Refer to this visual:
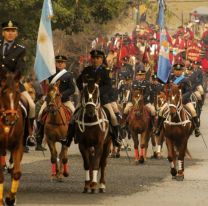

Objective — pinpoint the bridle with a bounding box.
[0,88,19,126]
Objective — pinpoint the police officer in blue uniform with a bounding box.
[155,62,201,137]
[0,20,36,152]
[150,73,164,107]
[36,55,75,150]
[65,50,121,147]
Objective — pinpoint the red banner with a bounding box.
[186,43,201,62]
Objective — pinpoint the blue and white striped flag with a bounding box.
[34,0,56,82]
[157,0,171,83]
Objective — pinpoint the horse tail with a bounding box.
[89,146,95,156]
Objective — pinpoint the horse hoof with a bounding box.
[138,157,144,164]
[57,177,63,182]
[116,153,120,158]
[176,175,184,181]
[91,189,98,194]
[50,175,57,182]
[170,168,177,177]
[4,197,16,206]
[99,188,106,193]
[82,188,90,193]
[63,172,69,177]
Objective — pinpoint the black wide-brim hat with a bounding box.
[55,55,68,62]
[90,50,105,58]
[2,20,18,30]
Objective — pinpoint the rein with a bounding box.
[164,92,191,126]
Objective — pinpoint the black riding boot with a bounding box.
[111,125,122,147]
[35,121,47,151]
[193,116,201,137]
[154,116,165,136]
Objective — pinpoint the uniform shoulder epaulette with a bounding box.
[16,43,25,48]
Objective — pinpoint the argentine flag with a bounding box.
[157,0,171,83]
[34,0,56,82]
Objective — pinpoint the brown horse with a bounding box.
[163,83,193,181]
[74,77,111,193]
[0,72,25,206]
[128,89,152,164]
[44,82,70,181]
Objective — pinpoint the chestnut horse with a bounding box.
[163,83,193,181]
[44,82,70,181]
[0,72,25,206]
[128,89,153,164]
[74,77,111,193]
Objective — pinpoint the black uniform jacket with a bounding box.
[0,38,26,91]
[132,80,151,104]
[76,65,113,105]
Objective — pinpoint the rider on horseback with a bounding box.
[155,62,201,137]
[64,49,122,147]
[36,55,75,150]
[0,20,36,152]
[123,63,156,123]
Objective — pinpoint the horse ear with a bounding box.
[55,80,60,88]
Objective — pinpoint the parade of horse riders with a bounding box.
[1,0,208,205]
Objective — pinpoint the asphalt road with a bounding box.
[3,96,208,206]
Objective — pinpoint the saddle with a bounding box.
[40,104,71,124]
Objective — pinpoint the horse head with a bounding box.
[0,72,21,126]
[132,89,144,117]
[82,73,100,119]
[46,81,61,113]
[156,91,167,111]
[168,83,182,116]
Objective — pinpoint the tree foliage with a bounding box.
[0,0,129,69]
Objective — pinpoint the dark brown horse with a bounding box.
[44,82,70,181]
[75,77,111,193]
[163,83,193,181]
[128,89,153,164]
[0,72,25,206]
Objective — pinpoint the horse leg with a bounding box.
[166,138,177,179]
[79,144,90,193]
[7,153,14,174]
[99,140,111,193]
[176,138,188,181]
[150,133,158,159]
[0,156,4,206]
[59,145,69,178]
[156,130,164,159]
[139,132,146,164]
[5,146,23,206]
[132,131,139,162]
[47,140,58,180]
[90,146,103,194]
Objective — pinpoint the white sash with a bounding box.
[50,69,67,84]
